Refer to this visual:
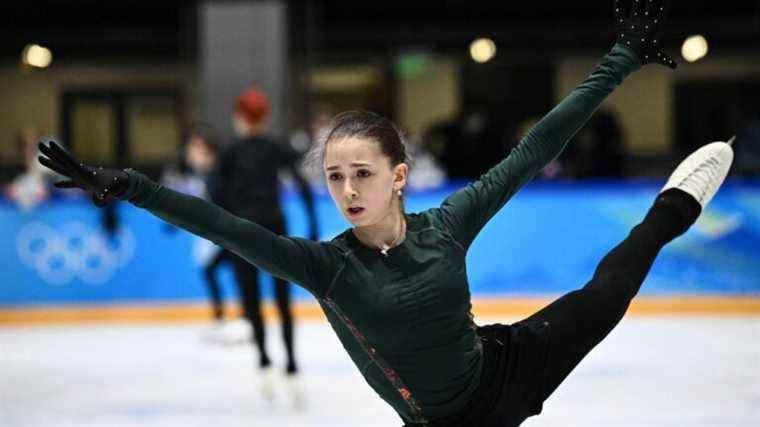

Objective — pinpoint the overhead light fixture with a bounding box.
[681,35,708,63]
[22,44,53,68]
[470,38,496,63]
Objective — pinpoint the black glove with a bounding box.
[614,0,676,69]
[38,140,131,207]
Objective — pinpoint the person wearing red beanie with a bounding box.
[233,88,270,137]
[209,87,319,391]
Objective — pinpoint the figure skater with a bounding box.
[37,2,735,425]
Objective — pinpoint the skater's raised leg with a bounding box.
[521,141,734,403]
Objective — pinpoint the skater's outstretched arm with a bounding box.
[432,0,676,250]
[37,141,338,296]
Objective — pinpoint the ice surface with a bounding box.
[1,316,758,427]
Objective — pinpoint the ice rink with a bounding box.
[2,315,759,427]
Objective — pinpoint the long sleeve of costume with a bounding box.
[432,44,641,249]
[121,170,337,296]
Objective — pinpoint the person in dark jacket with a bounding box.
[36,2,736,425]
[207,87,319,376]
[163,124,229,324]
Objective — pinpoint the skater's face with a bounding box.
[324,137,407,227]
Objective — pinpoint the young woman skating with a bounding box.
[37,1,735,425]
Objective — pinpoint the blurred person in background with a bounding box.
[289,103,337,186]
[6,127,54,212]
[511,109,625,180]
[401,131,446,191]
[36,2,737,425]
[6,127,124,247]
[733,111,760,176]
[562,109,626,178]
[425,108,502,179]
[206,87,319,385]
[160,128,207,198]
[161,124,231,327]
[185,126,231,327]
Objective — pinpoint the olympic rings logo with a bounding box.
[16,221,136,286]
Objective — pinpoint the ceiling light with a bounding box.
[22,44,53,68]
[470,38,496,63]
[681,35,708,63]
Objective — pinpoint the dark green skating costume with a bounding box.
[122,45,639,423]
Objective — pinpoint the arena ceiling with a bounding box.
[0,1,758,61]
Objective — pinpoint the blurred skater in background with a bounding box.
[206,88,319,383]
[161,124,231,326]
[6,127,54,212]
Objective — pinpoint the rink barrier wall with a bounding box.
[1,296,759,326]
[1,179,759,316]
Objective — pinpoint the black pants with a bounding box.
[230,217,297,373]
[203,248,230,321]
[408,189,700,427]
